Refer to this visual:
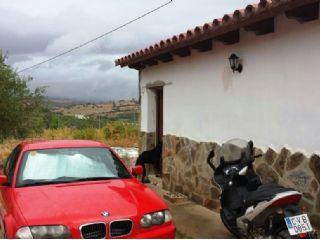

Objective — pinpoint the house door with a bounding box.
[155,87,163,175]
[155,88,163,145]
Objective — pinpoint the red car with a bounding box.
[0,140,175,239]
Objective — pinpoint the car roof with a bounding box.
[20,140,108,151]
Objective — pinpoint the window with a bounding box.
[4,145,21,186]
[16,147,131,187]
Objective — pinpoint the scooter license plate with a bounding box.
[285,214,313,236]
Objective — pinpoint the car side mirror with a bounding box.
[132,166,143,176]
[0,175,8,185]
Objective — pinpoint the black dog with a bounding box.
[136,142,162,183]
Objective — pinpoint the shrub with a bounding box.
[41,128,74,140]
[73,128,98,140]
[103,121,138,140]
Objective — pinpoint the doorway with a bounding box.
[154,87,163,175]
[155,88,163,145]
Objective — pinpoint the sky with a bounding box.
[0,0,256,102]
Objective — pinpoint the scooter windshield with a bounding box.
[214,139,251,188]
[216,139,250,162]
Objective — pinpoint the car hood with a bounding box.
[13,179,167,226]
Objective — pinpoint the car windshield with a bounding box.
[16,147,131,187]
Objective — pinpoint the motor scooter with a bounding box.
[207,139,316,238]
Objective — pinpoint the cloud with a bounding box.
[0,29,59,55]
[0,6,62,55]
[25,54,138,101]
[0,0,256,101]
[4,55,32,65]
[80,59,114,72]
[29,69,138,102]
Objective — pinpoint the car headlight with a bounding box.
[140,210,172,228]
[15,225,71,239]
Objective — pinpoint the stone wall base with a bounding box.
[162,134,320,227]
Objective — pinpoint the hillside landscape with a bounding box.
[50,98,140,121]
[0,53,140,162]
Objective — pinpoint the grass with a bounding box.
[0,139,20,164]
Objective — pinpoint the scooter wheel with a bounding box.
[220,210,244,238]
[275,229,291,239]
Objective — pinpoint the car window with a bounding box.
[16,147,131,187]
[4,145,21,185]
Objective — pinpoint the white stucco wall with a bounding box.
[140,14,320,154]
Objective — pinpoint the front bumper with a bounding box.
[131,223,176,239]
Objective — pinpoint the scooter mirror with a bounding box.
[220,156,225,165]
[239,166,248,176]
[248,140,254,156]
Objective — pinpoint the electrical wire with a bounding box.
[18,0,173,73]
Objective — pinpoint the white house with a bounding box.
[116,0,320,224]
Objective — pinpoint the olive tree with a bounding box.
[0,52,46,141]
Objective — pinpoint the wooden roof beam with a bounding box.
[191,39,213,52]
[244,17,275,36]
[285,2,319,23]
[156,53,174,63]
[215,29,239,45]
[144,59,158,67]
[172,47,191,57]
[128,63,146,70]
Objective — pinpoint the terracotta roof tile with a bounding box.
[203,23,211,31]
[212,18,221,27]
[116,0,319,68]
[233,10,243,20]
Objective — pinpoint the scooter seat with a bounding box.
[244,184,294,208]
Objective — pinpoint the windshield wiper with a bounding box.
[71,177,122,182]
[18,179,76,188]
[18,176,129,187]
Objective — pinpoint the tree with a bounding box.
[0,52,46,141]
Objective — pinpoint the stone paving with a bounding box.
[148,176,234,239]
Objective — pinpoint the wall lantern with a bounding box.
[228,53,243,73]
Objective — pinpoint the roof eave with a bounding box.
[115,0,320,70]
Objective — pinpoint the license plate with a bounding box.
[285,214,313,236]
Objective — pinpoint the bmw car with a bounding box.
[0,140,175,239]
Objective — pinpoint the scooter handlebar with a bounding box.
[207,150,263,172]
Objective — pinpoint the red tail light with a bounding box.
[299,233,308,238]
[271,194,302,207]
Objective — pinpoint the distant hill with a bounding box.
[50,98,140,121]
[45,98,90,110]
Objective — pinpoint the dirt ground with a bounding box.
[169,201,234,239]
